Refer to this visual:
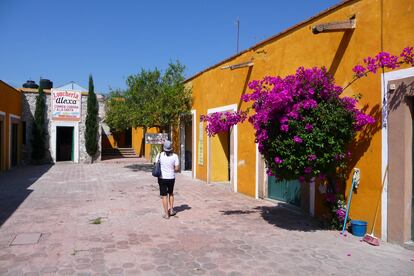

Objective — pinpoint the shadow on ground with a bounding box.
[174,204,191,214]
[124,163,153,172]
[0,164,53,227]
[221,205,323,232]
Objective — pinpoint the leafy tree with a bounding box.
[85,75,99,159]
[105,61,192,133]
[31,82,47,161]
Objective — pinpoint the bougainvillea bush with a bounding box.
[242,66,375,181]
[200,47,413,182]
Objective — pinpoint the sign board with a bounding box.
[145,133,168,144]
[51,89,82,121]
[198,121,204,165]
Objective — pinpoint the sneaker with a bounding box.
[162,214,169,220]
[169,209,177,216]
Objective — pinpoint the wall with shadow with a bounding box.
[0,164,53,227]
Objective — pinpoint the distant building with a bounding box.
[0,80,105,169]
[0,81,22,171]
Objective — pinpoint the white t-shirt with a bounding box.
[158,152,179,179]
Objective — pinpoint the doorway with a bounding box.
[11,123,18,166]
[386,73,414,243]
[125,128,132,147]
[56,126,74,161]
[268,176,301,206]
[211,130,230,182]
[185,120,193,170]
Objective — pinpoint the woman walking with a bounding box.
[157,140,179,219]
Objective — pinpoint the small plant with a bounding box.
[90,217,102,225]
[324,188,349,230]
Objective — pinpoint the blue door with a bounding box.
[268,176,301,206]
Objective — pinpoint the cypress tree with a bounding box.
[85,74,99,160]
[31,82,47,161]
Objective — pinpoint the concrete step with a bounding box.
[102,147,138,158]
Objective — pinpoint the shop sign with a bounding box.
[51,89,81,121]
[145,133,168,144]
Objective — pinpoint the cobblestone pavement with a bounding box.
[0,160,413,275]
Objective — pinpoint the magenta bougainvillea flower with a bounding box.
[200,110,247,137]
[352,47,414,78]
[293,136,303,144]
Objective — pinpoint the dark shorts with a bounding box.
[158,178,175,196]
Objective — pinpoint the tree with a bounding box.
[85,74,99,160]
[105,61,192,133]
[31,82,47,161]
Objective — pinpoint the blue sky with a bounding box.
[0,0,340,93]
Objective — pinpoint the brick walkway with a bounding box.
[0,160,413,275]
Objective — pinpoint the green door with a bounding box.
[268,176,301,206]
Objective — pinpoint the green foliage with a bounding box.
[104,90,131,132]
[105,61,192,132]
[31,83,47,160]
[85,75,99,157]
[90,217,102,224]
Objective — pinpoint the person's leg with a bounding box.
[167,179,176,215]
[169,193,174,211]
[162,196,169,217]
[158,178,169,218]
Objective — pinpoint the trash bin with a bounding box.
[351,220,367,237]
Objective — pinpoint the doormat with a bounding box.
[10,233,42,246]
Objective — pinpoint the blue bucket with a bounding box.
[351,220,367,237]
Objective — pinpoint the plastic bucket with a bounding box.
[351,220,367,237]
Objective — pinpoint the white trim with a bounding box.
[255,143,259,199]
[207,104,238,114]
[191,109,196,179]
[8,114,20,169]
[0,111,5,116]
[207,129,210,183]
[207,104,238,192]
[51,121,80,163]
[381,67,414,241]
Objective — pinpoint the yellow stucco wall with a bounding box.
[0,81,22,171]
[132,127,144,157]
[187,0,414,237]
[210,131,230,182]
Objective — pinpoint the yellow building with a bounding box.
[0,80,22,171]
[183,0,414,245]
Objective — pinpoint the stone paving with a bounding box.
[0,160,413,275]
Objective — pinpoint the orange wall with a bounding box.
[0,81,22,171]
[187,0,414,237]
[132,127,144,157]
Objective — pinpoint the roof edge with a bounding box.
[0,80,21,94]
[184,0,356,82]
